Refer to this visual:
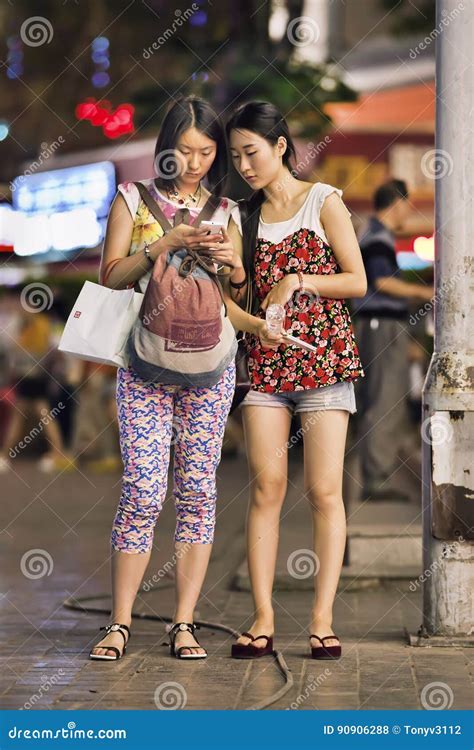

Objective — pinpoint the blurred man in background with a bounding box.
[353,179,433,501]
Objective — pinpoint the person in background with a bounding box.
[0,300,75,473]
[71,361,121,473]
[353,179,433,502]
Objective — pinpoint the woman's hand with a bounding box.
[261,275,299,311]
[157,224,221,254]
[254,319,285,350]
[196,228,240,269]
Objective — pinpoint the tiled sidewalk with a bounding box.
[0,456,471,710]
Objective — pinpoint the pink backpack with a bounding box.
[126,182,237,386]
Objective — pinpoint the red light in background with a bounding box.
[75,97,135,138]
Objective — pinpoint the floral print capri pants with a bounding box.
[111,361,236,553]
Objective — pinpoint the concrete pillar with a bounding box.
[421,0,474,637]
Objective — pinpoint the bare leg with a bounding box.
[170,364,235,655]
[300,409,350,649]
[0,399,27,459]
[172,542,213,655]
[236,405,292,648]
[32,398,69,458]
[90,548,151,656]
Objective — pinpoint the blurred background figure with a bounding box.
[71,360,121,474]
[353,179,433,501]
[0,295,75,474]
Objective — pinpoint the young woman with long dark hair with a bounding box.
[90,96,274,662]
[226,101,367,660]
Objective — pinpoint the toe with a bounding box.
[237,636,252,646]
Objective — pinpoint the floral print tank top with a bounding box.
[246,182,364,393]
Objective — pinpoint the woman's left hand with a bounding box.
[196,228,240,268]
[261,275,299,311]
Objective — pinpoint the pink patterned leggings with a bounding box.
[111,362,235,553]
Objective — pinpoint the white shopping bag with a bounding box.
[58,280,144,367]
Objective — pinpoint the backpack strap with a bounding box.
[134,181,173,231]
[133,181,228,313]
[133,181,221,233]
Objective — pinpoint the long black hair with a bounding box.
[225,101,297,312]
[154,95,228,197]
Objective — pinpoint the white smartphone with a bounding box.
[283,332,318,353]
[200,220,225,234]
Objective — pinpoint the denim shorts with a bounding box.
[240,381,357,415]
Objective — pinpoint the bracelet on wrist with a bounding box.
[229,276,247,290]
[143,243,154,267]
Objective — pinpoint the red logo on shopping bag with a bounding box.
[74,310,82,318]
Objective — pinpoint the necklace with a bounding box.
[167,182,202,207]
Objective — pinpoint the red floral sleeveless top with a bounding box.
[246,183,364,393]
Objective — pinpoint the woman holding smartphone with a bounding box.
[226,101,367,660]
[91,96,274,662]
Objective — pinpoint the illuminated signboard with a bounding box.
[11,161,116,255]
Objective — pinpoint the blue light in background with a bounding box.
[396,251,432,271]
[11,162,116,253]
[92,51,110,67]
[190,11,208,26]
[92,36,110,51]
[92,71,110,88]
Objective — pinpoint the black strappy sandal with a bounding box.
[169,622,207,660]
[231,632,274,659]
[89,622,131,661]
[309,633,342,660]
